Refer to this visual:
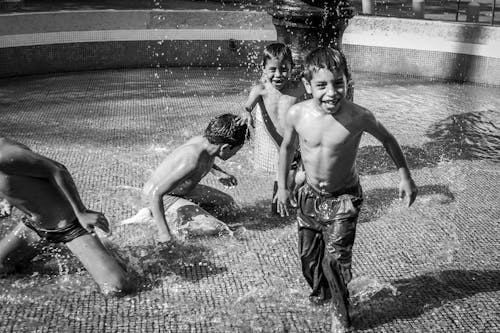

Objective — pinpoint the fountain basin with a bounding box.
[0,10,499,85]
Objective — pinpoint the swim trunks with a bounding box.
[21,216,89,244]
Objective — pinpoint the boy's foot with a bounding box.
[309,295,331,306]
[331,303,352,333]
[331,313,352,333]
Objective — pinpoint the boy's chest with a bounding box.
[298,117,356,148]
[262,92,296,114]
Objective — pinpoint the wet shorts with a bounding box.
[22,216,89,244]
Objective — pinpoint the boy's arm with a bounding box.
[236,84,263,127]
[0,141,109,232]
[149,157,196,242]
[274,106,299,217]
[362,111,418,206]
[211,163,237,187]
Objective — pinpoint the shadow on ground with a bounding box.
[358,110,500,176]
[353,269,500,330]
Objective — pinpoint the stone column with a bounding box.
[254,0,354,172]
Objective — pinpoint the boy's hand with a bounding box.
[236,112,254,128]
[158,232,179,244]
[399,178,418,207]
[0,199,13,218]
[273,188,290,217]
[218,174,238,188]
[77,209,110,234]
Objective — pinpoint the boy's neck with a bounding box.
[202,137,222,157]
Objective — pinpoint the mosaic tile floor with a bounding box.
[0,68,499,332]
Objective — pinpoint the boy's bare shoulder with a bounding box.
[250,82,266,95]
[288,99,312,118]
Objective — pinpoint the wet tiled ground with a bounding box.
[0,68,499,332]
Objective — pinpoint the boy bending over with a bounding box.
[0,137,131,296]
[275,47,418,330]
[121,113,248,242]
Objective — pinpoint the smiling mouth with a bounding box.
[323,99,338,106]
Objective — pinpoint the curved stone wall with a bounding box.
[0,10,499,85]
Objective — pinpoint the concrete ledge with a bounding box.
[0,10,499,85]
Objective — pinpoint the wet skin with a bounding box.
[238,56,306,138]
[0,138,131,295]
[276,67,418,216]
[141,135,241,242]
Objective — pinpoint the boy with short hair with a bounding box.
[0,137,131,296]
[237,43,306,213]
[121,113,248,243]
[275,47,418,330]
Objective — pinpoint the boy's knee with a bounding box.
[99,273,134,297]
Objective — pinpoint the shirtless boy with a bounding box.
[121,113,248,243]
[0,137,131,296]
[237,43,306,213]
[275,47,418,330]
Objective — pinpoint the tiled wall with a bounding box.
[0,10,498,85]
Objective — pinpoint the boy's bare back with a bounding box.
[0,138,76,228]
[143,136,216,199]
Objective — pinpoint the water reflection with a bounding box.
[426,110,500,162]
[357,110,499,176]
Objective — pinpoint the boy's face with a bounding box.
[218,144,242,160]
[263,57,292,90]
[304,67,347,114]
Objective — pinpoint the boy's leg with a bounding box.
[322,214,359,328]
[298,225,332,303]
[185,184,237,218]
[65,234,132,296]
[271,180,279,214]
[322,251,351,327]
[0,223,45,274]
[166,197,231,237]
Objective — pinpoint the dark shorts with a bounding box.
[22,216,89,244]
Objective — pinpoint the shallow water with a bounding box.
[0,68,499,332]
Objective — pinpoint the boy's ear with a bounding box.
[302,77,312,94]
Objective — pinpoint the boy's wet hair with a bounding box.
[262,43,294,67]
[302,46,351,83]
[204,113,248,147]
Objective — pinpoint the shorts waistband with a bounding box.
[303,181,360,198]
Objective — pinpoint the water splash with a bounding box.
[349,275,399,305]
